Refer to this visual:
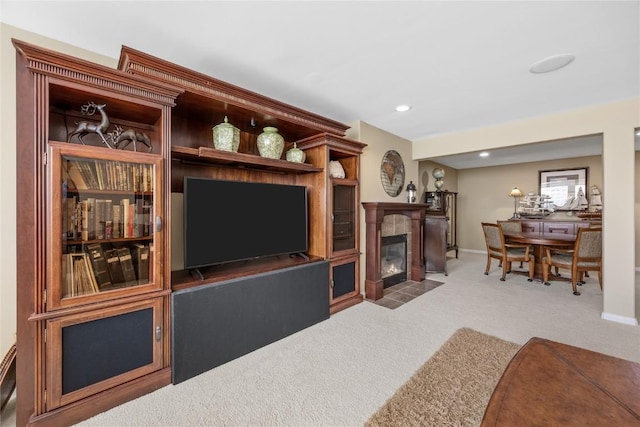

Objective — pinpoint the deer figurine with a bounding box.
[67,102,113,148]
[111,126,153,152]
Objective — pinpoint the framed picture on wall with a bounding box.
[539,167,588,209]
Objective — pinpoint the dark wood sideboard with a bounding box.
[518,218,600,234]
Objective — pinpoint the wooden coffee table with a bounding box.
[482,337,640,426]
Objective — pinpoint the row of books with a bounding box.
[65,158,154,193]
[62,242,152,298]
[63,196,153,241]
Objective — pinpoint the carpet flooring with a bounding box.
[366,328,521,427]
[2,252,637,427]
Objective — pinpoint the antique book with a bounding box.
[112,204,122,239]
[142,203,152,236]
[86,243,112,289]
[117,247,137,284]
[65,161,88,190]
[78,160,99,190]
[70,253,97,295]
[104,199,113,239]
[132,243,150,284]
[135,198,144,238]
[86,198,96,240]
[80,200,89,241]
[121,198,131,238]
[81,253,100,293]
[104,248,125,285]
[95,199,105,240]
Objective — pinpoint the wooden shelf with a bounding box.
[171,146,323,174]
[171,255,325,291]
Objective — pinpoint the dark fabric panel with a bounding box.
[62,308,153,394]
[332,261,356,298]
[171,261,330,384]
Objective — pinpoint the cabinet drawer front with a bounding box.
[521,221,541,233]
[543,223,575,234]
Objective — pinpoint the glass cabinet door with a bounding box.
[331,182,356,254]
[48,143,163,310]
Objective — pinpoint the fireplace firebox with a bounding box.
[381,234,407,288]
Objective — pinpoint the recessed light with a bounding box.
[529,54,575,74]
[479,152,489,157]
[395,105,411,112]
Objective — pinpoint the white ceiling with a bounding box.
[2,1,639,168]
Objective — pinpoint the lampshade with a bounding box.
[508,187,523,219]
[509,187,523,198]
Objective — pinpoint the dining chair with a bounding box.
[541,227,602,295]
[497,220,526,268]
[481,222,535,281]
[497,220,522,234]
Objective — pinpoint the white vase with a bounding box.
[257,127,284,159]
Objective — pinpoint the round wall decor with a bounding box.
[380,150,405,197]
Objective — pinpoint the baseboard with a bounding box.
[459,248,485,255]
[600,312,639,326]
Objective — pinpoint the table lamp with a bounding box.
[509,187,523,219]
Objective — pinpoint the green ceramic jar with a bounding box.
[212,116,240,152]
[257,127,284,159]
[285,142,306,163]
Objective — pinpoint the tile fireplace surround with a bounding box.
[362,202,429,301]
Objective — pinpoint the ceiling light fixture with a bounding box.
[479,152,489,157]
[529,54,575,74]
[395,105,411,112]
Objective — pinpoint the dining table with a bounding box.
[503,231,577,280]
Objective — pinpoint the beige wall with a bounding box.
[346,121,418,205]
[413,99,639,325]
[0,24,117,355]
[418,161,458,195]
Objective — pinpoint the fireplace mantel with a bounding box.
[361,202,429,300]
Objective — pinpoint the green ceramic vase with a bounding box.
[257,127,284,159]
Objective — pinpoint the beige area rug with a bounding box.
[366,328,521,427]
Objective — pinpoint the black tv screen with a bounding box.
[183,177,308,269]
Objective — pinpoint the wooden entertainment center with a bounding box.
[14,40,365,426]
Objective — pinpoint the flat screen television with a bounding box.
[183,177,308,270]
